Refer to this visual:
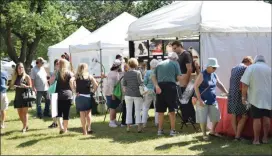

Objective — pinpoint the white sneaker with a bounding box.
[143,123,147,128]
[114,120,120,126]
[109,122,118,128]
[157,130,165,136]
[120,124,127,127]
[0,124,5,129]
[170,130,178,136]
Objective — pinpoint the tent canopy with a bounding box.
[127,1,272,41]
[73,12,138,50]
[47,26,92,56]
[47,26,91,72]
[69,12,138,76]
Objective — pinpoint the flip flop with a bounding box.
[203,135,209,141]
[252,142,261,145]
[209,133,223,138]
[261,140,268,144]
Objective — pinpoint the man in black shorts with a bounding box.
[172,41,196,123]
[152,52,182,136]
[241,55,271,145]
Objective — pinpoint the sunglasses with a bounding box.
[212,67,217,70]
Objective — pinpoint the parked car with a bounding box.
[1,60,16,84]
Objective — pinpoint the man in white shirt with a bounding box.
[241,55,271,145]
[31,57,50,118]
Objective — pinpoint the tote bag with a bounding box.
[48,73,58,94]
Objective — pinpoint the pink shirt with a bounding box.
[104,71,120,96]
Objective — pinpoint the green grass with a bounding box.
[1,91,272,155]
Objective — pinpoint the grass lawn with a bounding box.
[1,91,272,155]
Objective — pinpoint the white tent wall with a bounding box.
[200,32,272,94]
[70,48,127,76]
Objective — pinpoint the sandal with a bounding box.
[261,140,268,144]
[137,129,143,133]
[234,137,242,141]
[88,130,94,134]
[203,135,209,141]
[252,141,261,145]
[208,133,222,138]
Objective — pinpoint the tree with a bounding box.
[0,1,76,72]
[132,0,172,17]
[264,0,272,4]
[71,0,172,31]
[0,0,173,71]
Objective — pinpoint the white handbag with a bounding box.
[137,72,147,96]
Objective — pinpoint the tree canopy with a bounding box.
[0,0,172,71]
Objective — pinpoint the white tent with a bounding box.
[70,12,138,76]
[47,26,92,72]
[127,1,272,92]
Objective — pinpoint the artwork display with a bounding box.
[149,40,163,55]
[135,40,148,57]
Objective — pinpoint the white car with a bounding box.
[1,60,16,83]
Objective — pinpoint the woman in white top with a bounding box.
[104,60,122,127]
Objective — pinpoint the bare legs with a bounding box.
[17,107,29,132]
[80,112,87,135]
[158,113,164,131]
[169,112,176,130]
[253,118,261,144]
[158,112,175,131]
[0,110,6,128]
[231,114,248,139]
[110,109,116,122]
[252,116,270,144]
[79,110,92,135]
[261,117,270,144]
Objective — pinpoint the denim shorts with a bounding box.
[106,96,121,109]
[75,96,92,111]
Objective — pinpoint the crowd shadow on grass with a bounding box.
[1,128,45,137]
[16,134,76,148]
[27,104,80,122]
[154,134,272,155]
[7,133,48,140]
[155,140,199,150]
[74,115,198,144]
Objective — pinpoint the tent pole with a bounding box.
[100,48,103,77]
[147,40,150,69]
[199,34,203,71]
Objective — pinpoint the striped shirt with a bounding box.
[122,69,143,97]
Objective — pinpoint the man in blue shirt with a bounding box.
[1,70,9,129]
[152,52,182,136]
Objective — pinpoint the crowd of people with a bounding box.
[0,41,271,145]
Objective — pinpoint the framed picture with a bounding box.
[163,40,174,55]
[135,40,148,57]
[149,40,163,55]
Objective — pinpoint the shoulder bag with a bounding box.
[137,72,147,96]
[191,85,210,106]
[22,88,36,102]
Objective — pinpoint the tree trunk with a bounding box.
[25,35,41,74]
[19,37,27,63]
[0,24,18,63]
